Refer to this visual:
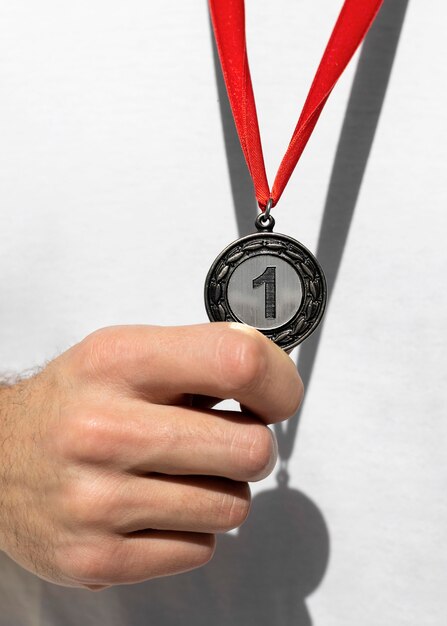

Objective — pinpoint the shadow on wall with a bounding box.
[275,0,410,462]
[115,3,409,625]
[34,1,409,625]
[112,483,328,626]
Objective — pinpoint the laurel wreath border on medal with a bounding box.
[204,232,327,351]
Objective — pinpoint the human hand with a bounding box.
[0,323,303,590]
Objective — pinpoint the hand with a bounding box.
[0,323,303,590]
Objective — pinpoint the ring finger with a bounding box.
[102,474,251,535]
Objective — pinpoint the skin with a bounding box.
[0,322,303,591]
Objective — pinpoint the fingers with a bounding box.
[71,323,303,424]
[67,474,251,535]
[61,471,246,587]
[63,530,216,587]
[117,531,216,584]
[64,402,278,482]
[119,475,251,534]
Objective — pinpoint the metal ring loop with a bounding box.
[255,212,275,232]
[264,197,274,220]
[255,198,275,231]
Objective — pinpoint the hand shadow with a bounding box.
[114,481,329,626]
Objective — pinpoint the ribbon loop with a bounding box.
[209,0,384,210]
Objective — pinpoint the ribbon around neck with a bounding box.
[209,0,384,210]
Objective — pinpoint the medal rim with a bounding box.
[204,231,327,350]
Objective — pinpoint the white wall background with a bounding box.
[0,1,446,625]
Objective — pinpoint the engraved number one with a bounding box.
[253,266,276,319]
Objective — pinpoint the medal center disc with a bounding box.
[227,254,303,330]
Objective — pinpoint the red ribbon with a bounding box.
[209,0,384,210]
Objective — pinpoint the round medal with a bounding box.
[204,215,327,351]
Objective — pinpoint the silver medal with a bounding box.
[205,213,327,351]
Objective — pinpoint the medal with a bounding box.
[205,0,383,349]
[205,208,326,351]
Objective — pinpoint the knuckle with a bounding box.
[74,555,107,583]
[63,541,117,584]
[190,534,216,568]
[276,373,304,421]
[61,409,118,464]
[76,326,129,380]
[236,424,277,481]
[288,375,305,417]
[217,328,268,395]
[216,485,251,531]
[66,478,111,528]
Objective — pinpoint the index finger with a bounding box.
[75,323,304,424]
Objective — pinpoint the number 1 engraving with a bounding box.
[253,266,276,319]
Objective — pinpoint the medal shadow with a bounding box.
[114,482,329,626]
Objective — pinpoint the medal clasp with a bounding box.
[256,198,275,232]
